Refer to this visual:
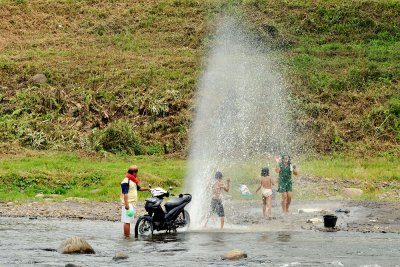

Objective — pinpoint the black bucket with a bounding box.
[323,215,338,228]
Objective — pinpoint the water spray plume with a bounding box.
[185,16,294,228]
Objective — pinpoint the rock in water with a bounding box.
[222,249,247,260]
[31,73,47,84]
[343,188,363,198]
[113,252,129,261]
[58,236,95,254]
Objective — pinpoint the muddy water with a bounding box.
[1,217,399,267]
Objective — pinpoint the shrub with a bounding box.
[388,96,400,116]
[147,143,164,155]
[91,120,144,155]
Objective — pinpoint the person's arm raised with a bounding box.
[224,177,231,192]
[292,165,298,176]
[275,156,281,173]
[275,165,281,174]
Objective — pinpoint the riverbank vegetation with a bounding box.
[0,0,398,156]
[0,150,185,201]
[0,150,398,202]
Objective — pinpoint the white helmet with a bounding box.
[150,187,167,197]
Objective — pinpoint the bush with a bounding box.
[388,96,400,116]
[147,143,164,155]
[91,120,144,155]
[21,130,49,150]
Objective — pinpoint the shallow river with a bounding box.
[1,217,399,267]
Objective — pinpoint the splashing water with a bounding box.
[185,17,295,228]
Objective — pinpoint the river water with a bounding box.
[1,216,399,267]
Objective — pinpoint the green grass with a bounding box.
[191,154,400,201]
[300,155,400,181]
[0,151,186,201]
[0,151,398,202]
[242,0,400,154]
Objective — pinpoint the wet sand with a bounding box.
[1,199,399,234]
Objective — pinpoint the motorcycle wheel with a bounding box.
[135,216,153,237]
[177,210,190,231]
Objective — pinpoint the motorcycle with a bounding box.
[135,186,192,237]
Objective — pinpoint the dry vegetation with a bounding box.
[0,0,215,155]
[0,0,399,156]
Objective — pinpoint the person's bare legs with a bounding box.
[220,216,225,229]
[267,195,272,219]
[124,223,130,238]
[262,197,267,218]
[286,192,292,214]
[281,192,288,214]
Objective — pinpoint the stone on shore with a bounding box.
[58,236,95,254]
[222,249,247,260]
[31,73,47,84]
[113,252,129,261]
[64,197,89,203]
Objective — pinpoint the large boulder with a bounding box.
[343,188,363,198]
[222,249,247,260]
[58,236,95,254]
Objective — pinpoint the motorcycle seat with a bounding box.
[164,195,190,211]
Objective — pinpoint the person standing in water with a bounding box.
[120,165,150,238]
[275,155,298,215]
[205,171,231,229]
[255,167,275,220]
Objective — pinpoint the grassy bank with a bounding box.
[0,151,398,202]
[242,0,400,154]
[300,155,400,181]
[0,151,186,201]
[0,0,399,155]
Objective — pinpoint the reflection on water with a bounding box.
[1,217,399,266]
[259,233,270,242]
[277,232,292,243]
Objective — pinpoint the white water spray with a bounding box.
[185,17,294,228]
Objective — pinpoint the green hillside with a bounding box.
[0,0,399,156]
